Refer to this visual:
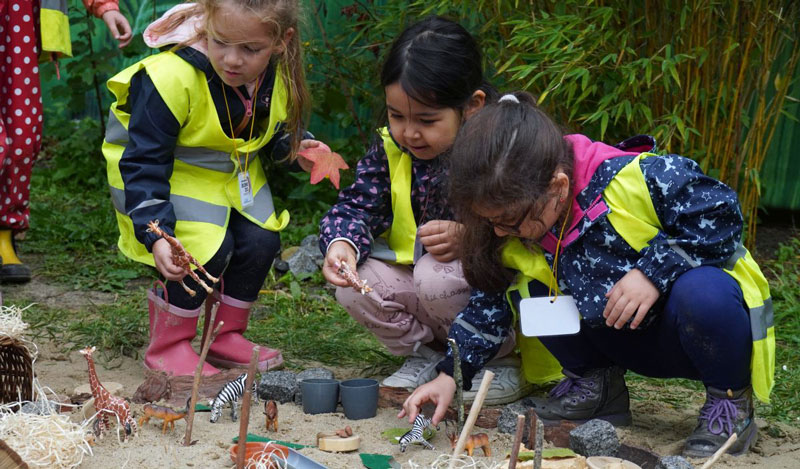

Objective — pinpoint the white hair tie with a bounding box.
[499,94,519,104]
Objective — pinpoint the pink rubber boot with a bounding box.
[144,288,219,376]
[205,292,283,371]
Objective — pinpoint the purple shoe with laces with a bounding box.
[683,386,758,458]
[528,366,632,426]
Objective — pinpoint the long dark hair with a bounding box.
[447,92,574,292]
[381,16,497,111]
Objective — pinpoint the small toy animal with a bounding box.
[264,399,278,432]
[138,397,190,434]
[446,426,491,457]
[80,346,137,441]
[209,373,259,423]
[146,220,218,296]
[399,414,438,452]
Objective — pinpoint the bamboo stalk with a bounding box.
[235,347,261,469]
[448,370,494,469]
[183,302,222,447]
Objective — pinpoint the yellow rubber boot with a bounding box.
[0,229,31,283]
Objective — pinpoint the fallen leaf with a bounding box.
[298,143,349,189]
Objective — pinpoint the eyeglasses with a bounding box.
[485,205,533,236]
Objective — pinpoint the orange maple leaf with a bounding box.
[298,143,349,189]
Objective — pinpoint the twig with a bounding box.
[527,409,537,449]
[183,302,222,446]
[448,370,494,469]
[699,432,738,469]
[533,417,544,469]
[508,414,526,469]
[447,338,465,431]
[236,347,260,469]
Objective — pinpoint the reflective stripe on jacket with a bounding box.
[369,127,416,265]
[502,153,775,402]
[41,0,72,56]
[103,51,290,266]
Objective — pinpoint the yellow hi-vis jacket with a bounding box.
[502,153,775,402]
[102,51,290,267]
[41,0,72,57]
[368,127,417,265]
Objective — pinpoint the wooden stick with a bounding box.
[236,347,260,469]
[447,338,465,431]
[699,432,738,469]
[448,370,494,469]
[527,409,537,449]
[183,302,222,446]
[533,417,543,469]
[508,414,526,469]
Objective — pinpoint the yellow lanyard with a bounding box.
[547,204,571,300]
[222,75,261,174]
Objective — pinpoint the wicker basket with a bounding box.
[0,336,33,405]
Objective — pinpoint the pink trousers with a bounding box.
[336,253,515,357]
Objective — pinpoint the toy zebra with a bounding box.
[399,414,438,452]
[209,373,259,423]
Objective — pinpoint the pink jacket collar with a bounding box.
[538,134,642,254]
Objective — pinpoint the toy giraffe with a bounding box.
[80,346,137,441]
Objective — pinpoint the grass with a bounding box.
[8,119,800,426]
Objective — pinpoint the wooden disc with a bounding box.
[586,456,641,469]
[316,432,361,452]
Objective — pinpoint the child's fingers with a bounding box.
[605,295,628,327]
[613,299,639,329]
[630,303,651,330]
[431,399,449,426]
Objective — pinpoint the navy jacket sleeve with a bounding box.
[318,140,393,261]
[436,288,514,391]
[634,155,743,293]
[117,70,180,251]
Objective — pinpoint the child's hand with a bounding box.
[322,241,358,287]
[101,10,133,48]
[603,268,660,330]
[297,140,349,189]
[152,238,189,281]
[399,372,456,427]
[418,220,463,262]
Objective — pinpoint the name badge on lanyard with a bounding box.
[238,171,254,208]
[519,295,581,337]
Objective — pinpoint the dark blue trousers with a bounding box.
[167,210,280,309]
[538,266,752,391]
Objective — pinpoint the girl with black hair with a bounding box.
[401,91,774,458]
[319,17,528,404]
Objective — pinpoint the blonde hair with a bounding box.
[149,0,309,161]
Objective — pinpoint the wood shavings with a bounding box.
[243,445,288,469]
[336,261,372,294]
[408,454,505,469]
[0,304,33,340]
[0,385,93,469]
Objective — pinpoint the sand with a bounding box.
[9,341,796,469]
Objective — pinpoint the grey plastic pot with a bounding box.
[339,378,379,420]
[300,378,340,415]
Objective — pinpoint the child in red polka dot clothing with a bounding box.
[0,0,131,283]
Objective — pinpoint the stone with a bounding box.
[569,419,620,457]
[273,258,290,274]
[20,400,60,415]
[259,370,298,403]
[497,401,530,438]
[656,455,695,469]
[286,235,326,277]
[295,368,335,405]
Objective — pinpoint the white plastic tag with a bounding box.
[238,171,254,208]
[519,295,581,337]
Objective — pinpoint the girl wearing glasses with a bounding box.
[401,91,773,459]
